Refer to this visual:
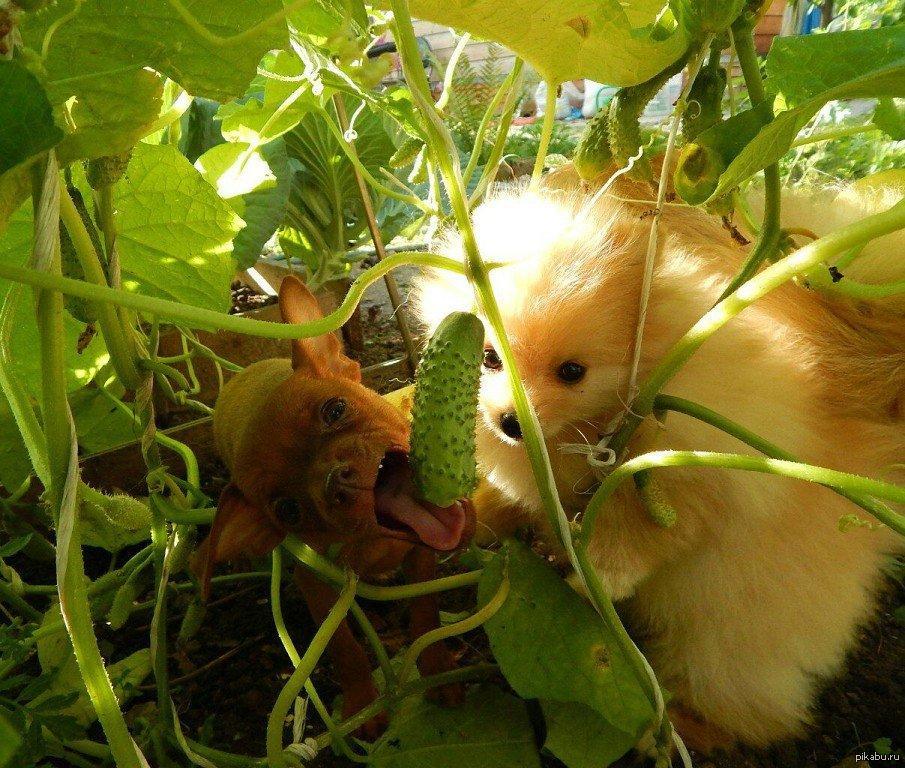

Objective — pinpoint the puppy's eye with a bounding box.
[320,397,347,426]
[557,361,586,383]
[483,346,503,371]
[273,497,302,525]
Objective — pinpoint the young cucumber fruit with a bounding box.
[409,312,484,508]
[573,106,613,181]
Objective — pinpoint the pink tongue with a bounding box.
[375,469,466,551]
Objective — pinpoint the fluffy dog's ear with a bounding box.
[191,483,286,601]
[279,275,361,382]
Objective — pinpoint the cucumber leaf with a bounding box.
[370,686,541,768]
[20,0,288,103]
[114,142,242,311]
[873,97,905,141]
[0,61,64,176]
[384,0,688,87]
[34,605,151,726]
[0,400,32,493]
[195,140,292,269]
[478,541,654,749]
[0,204,110,397]
[541,700,637,768]
[765,26,905,109]
[706,26,905,201]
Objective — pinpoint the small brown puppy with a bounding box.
[194,276,475,735]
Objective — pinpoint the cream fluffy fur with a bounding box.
[411,167,905,751]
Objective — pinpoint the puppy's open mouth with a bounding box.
[373,449,470,551]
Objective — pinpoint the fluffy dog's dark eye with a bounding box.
[273,497,302,525]
[483,346,503,371]
[557,361,586,383]
[320,397,347,426]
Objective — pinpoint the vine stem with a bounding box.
[531,80,558,185]
[716,21,781,302]
[283,537,482,599]
[607,198,905,456]
[653,394,903,530]
[627,37,712,403]
[268,549,363,763]
[435,33,472,113]
[396,575,509,688]
[33,154,146,768]
[0,251,462,338]
[265,572,356,768]
[468,59,526,207]
[579,450,905,542]
[389,0,670,738]
[463,58,524,189]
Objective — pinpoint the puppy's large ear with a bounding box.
[279,275,361,382]
[191,483,286,601]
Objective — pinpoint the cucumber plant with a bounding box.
[0,0,903,767]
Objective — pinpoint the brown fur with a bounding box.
[413,165,905,751]
[193,276,475,736]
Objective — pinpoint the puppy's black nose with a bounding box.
[499,412,522,440]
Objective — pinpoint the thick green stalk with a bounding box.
[0,251,462,339]
[717,22,781,301]
[33,155,144,768]
[265,572,356,767]
[580,450,905,541]
[654,394,902,528]
[608,199,905,457]
[58,186,142,389]
[283,537,481,599]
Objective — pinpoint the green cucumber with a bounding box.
[573,106,613,181]
[682,51,727,142]
[607,55,688,181]
[409,312,484,507]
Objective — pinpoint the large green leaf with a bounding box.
[766,26,905,109]
[0,61,64,176]
[0,400,32,493]
[0,708,22,768]
[283,97,397,270]
[370,686,541,768]
[70,386,140,455]
[114,142,242,311]
[195,139,292,269]
[34,605,151,726]
[541,700,637,768]
[874,97,905,141]
[20,0,288,103]
[383,0,688,87]
[218,51,319,145]
[707,27,905,200]
[56,69,165,163]
[478,541,653,759]
[0,204,110,397]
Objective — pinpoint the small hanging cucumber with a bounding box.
[409,312,484,507]
[673,141,726,204]
[573,106,613,181]
[682,50,727,142]
[669,0,747,38]
[59,188,105,324]
[607,55,688,181]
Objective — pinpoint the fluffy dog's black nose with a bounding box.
[499,412,522,440]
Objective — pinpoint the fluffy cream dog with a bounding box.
[412,166,905,752]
